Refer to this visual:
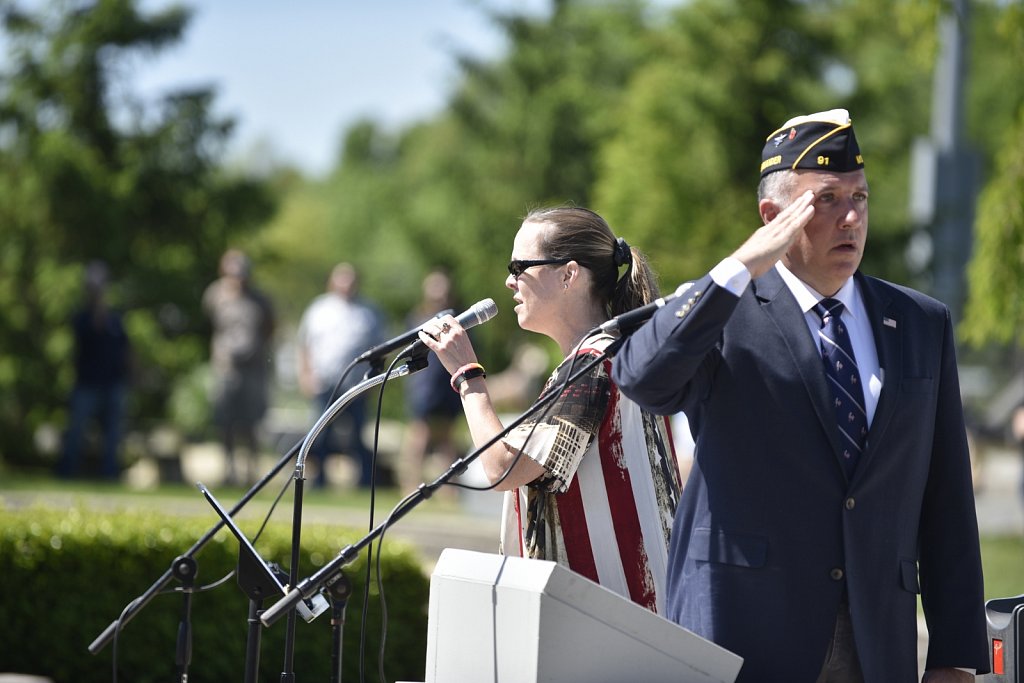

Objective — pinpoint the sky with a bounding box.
[129,0,551,177]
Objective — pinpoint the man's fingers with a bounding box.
[732,191,815,278]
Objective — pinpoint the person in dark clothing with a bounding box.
[57,260,132,480]
[398,269,465,491]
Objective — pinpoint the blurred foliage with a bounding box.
[256,0,1024,372]
[980,533,1024,601]
[3,0,1024,468]
[0,502,429,682]
[596,0,837,284]
[255,0,658,371]
[963,105,1024,346]
[0,0,278,466]
[962,3,1024,348]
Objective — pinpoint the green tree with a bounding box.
[822,0,942,286]
[291,0,659,367]
[594,0,834,287]
[592,0,949,289]
[258,0,1023,379]
[962,2,1024,347]
[251,0,660,385]
[962,105,1024,347]
[0,0,276,466]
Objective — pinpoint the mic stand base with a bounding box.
[89,441,302,655]
[244,599,263,683]
[328,571,352,683]
[280,475,305,681]
[172,556,197,683]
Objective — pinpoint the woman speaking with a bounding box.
[418,206,682,615]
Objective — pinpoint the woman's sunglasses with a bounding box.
[507,258,571,279]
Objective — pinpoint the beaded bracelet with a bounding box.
[450,362,486,393]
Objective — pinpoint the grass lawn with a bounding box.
[0,470,460,516]
[2,469,1022,601]
[981,534,1024,601]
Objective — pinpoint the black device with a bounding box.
[198,482,328,622]
[986,594,1024,681]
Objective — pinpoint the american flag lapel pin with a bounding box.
[883,317,897,329]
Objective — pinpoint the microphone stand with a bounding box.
[88,444,302,656]
[172,556,197,682]
[327,571,353,683]
[259,336,624,629]
[280,353,429,682]
[87,359,428,680]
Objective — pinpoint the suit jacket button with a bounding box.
[830,568,844,581]
[845,497,855,510]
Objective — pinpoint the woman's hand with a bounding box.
[417,314,480,375]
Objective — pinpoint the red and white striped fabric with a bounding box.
[498,334,682,615]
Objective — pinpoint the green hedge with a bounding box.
[0,503,429,682]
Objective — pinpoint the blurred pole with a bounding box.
[909,0,978,325]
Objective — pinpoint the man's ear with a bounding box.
[758,198,780,225]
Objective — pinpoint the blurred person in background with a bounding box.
[57,260,132,480]
[202,249,276,486]
[419,206,682,615]
[398,268,465,492]
[296,262,384,489]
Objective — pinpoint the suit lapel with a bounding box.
[752,270,846,462]
[854,272,900,474]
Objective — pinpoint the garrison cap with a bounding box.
[760,108,864,178]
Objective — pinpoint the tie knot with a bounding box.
[814,298,845,324]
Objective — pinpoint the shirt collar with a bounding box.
[775,262,860,320]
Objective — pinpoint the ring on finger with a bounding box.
[441,323,451,334]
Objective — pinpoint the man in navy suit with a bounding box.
[612,109,988,682]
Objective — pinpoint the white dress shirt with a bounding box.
[709,257,882,426]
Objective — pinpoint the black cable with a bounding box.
[375,517,390,683]
[362,330,610,682]
[448,327,601,492]
[327,357,363,406]
[371,483,430,682]
[111,595,140,683]
[370,356,403,683]
[314,333,609,683]
[357,352,405,683]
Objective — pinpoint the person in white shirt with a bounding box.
[297,262,383,488]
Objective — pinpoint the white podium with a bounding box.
[423,548,742,683]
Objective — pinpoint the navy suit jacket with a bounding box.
[612,268,988,682]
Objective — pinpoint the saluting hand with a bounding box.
[732,189,815,279]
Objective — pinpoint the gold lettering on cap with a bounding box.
[856,154,863,164]
[817,155,830,166]
[761,155,782,172]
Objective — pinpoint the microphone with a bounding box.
[398,298,498,358]
[599,282,693,335]
[354,308,455,363]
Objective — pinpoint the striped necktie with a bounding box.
[814,298,868,478]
